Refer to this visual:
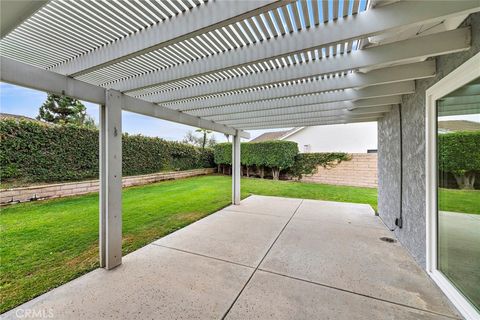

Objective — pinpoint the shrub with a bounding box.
[287,153,350,180]
[213,142,232,165]
[0,119,214,183]
[438,131,480,189]
[254,141,298,179]
[214,141,298,180]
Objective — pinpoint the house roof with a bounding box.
[250,128,302,142]
[0,113,37,122]
[250,130,290,142]
[0,113,55,126]
[438,120,480,132]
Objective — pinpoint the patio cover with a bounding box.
[1,0,479,130]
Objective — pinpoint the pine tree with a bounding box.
[37,94,91,126]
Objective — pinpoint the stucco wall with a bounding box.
[284,122,378,153]
[378,107,401,228]
[377,13,480,268]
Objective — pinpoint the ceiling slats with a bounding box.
[1,0,478,130]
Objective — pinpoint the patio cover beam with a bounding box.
[159,61,435,110]
[50,0,290,76]
[0,57,249,139]
[448,83,480,97]
[220,105,393,126]
[204,96,402,122]
[229,112,388,128]
[142,28,468,103]
[239,116,383,130]
[439,95,480,107]
[187,81,414,117]
[439,106,480,117]
[117,1,478,93]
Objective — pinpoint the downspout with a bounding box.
[395,104,403,229]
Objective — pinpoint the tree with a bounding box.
[182,131,203,147]
[37,94,93,127]
[195,128,212,149]
[83,115,97,129]
[438,131,480,189]
[183,129,216,149]
[213,141,299,180]
[206,135,217,148]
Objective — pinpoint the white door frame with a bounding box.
[425,52,480,320]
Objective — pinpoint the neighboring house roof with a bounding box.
[438,120,480,132]
[0,113,50,125]
[0,113,36,121]
[250,128,300,142]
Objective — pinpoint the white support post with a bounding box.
[99,89,123,270]
[232,132,241,205]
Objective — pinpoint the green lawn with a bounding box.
[0,175,477,312]
[439,188,480,214]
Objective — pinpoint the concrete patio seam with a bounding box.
[220,199,305,320]
[292,215,386,231]
[150,243,255,269]
[221,208,293,219]
[256,269,462,320]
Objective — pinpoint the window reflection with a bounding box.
[437,76,480,312]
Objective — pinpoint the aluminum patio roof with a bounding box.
[1,0,479,134]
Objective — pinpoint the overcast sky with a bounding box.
[0,83,276,142]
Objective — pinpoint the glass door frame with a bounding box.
[425,52,480,320]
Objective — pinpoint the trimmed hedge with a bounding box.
[214,141,298,165]
[214,141,298,179]
[438,131,480,189]
[214,141,348,180]
[213,142,232,166]
[0,119,214,183]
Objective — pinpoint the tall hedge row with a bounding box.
[438,131,480,189]
[214,141,299,178]
[214,141,348,180]
[214,141,298,167]
[0,119,214,183]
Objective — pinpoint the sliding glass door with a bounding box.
[436,76,480,314]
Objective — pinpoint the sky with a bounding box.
[0,83,274,142]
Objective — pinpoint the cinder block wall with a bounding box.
[377,13,480,268]
[302,153,377,188]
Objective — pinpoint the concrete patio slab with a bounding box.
[2,245,252,320]
[223,195,302,218]
[3,195,460,320]
[226,270,455,320]
[260,216,458,317]
[154,208,290,267]
[294,199,384,229]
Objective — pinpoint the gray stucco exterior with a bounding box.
[377,13,480,268]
